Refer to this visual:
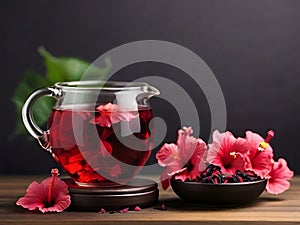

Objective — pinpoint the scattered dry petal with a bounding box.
[118,207,129,213]
[98,208,106,214]
[161,203,167,211]
[134,206,142,211]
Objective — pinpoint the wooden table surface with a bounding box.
[0,176,299,225]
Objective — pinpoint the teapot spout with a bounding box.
[146,85,160,98]
[137,85,160,102]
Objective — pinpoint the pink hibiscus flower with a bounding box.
[206,130,249,175]
[16,169,71,213]
[90,103,138,127]
[266,158,294,194]
[245,130,274,178]
[156,127,207,190]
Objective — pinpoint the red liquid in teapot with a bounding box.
[47,104,153,185]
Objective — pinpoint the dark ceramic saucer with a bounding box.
[63,178,159,211]
[171,179,267,206]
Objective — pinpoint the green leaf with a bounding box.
[11,47,112,138]
[38,47,112,82]
[11,71,53,136]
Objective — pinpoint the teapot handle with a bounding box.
[22,87,62,150]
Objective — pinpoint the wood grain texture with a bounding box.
[0,176,299,225]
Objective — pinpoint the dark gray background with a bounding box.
[1,0,299,175]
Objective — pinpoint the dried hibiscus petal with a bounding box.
[68,153,83,164]
[134,206,142,211]
[118,207,129,213]
[90,103,139,128]
[188,164,262,184]
[98,208,106,214]
[63,162,83,174]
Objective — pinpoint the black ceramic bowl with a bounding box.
[171,179,267,206]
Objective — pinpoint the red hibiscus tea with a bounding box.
[47,104,153,186]
[22,81,160,187]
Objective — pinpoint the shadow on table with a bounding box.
[159,196,284,211]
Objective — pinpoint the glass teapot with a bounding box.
[22,81,159,186]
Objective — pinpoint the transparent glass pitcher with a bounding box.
[22,81,160,186]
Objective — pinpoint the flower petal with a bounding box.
[16,181,45,211]
[246,130,273,158]
[160,166,182,190]
[189,139,207,180]
[174,170,189,182]
[156,143,181,167]
[118,207,129,213]
[106,164,122,178]
[266,158,294,194]
[177,127,198,162]
[245,130,274,178]
[134,206,142,211]
[99,140,113,158]
[206,130,226,163]
[207,130,248,175]
[99,208,106,213]
[161,203,167,210]
[91,103,139,127]
[39,193,71,213]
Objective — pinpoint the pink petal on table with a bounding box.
[134,206,142,211]
[99,208,106,214]
[118,207,129,213]
[161,203,167,211]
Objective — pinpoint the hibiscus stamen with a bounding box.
[173,151,180,160]
[258,142,268,151]
[230,151,237,159]
[265,130,275,143]
[258,130,275,152]
[177,127,193,152]
[182,126,193,136]
[48,168,59,206]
